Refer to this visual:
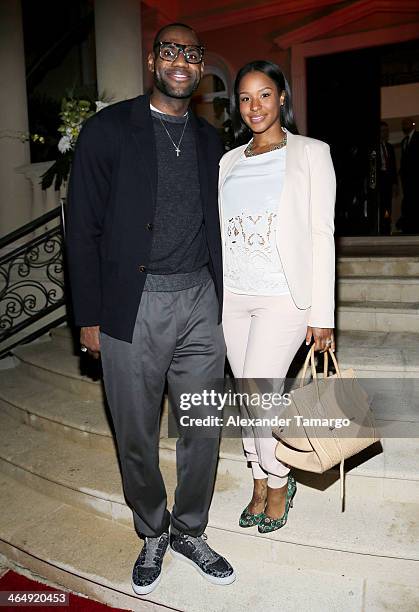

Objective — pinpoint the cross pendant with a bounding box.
[175,147,180,157]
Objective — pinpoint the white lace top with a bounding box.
[222,147,290,295]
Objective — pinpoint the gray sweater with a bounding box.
[143,109,209,291]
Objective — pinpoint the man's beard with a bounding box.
[154,69,200,99]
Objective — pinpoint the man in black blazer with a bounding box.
[66,23,235,594]
[398,117,419,233]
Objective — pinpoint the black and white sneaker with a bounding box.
[131,531,169,595]
[170,532,236,585]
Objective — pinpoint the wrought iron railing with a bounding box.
[0,204,67,358]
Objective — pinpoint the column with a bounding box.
[0,0,31,236]
[94,0,143,103]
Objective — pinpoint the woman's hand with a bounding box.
[305,326,335,352]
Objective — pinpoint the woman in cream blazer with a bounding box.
[219,60,336,534]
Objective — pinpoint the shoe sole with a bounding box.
[131,572,161,596]
[170,547,236,585]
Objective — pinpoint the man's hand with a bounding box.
[305,326,335,352]
[80,326,101,359]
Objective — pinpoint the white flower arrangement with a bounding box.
[41,96,110,190]
[57,134,72,153]
[57,98,110,154]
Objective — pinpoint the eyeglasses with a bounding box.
[154,41,205,64]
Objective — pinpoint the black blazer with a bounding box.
[66,94,224,342]
[381,141,397,186]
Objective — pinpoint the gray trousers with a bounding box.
[100,279,225,538]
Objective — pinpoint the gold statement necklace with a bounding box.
[244,131,287,157]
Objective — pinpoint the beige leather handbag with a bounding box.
[272,346,380,510]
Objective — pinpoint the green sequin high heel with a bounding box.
[258,475,297,533]
[239,504,265,528]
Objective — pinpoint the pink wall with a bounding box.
[196,8,321,81]
[141,2,419,94]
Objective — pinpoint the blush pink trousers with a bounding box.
[222,289,310,488]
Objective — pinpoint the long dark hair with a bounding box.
[231,60,299,143]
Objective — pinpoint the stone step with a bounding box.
[1,408,418,556]
[337,301,419,333]
[3,349,419,429]
[337,256,419,277]
[1,363,419,504]
[0,409,166,527]
[335,331,419,377]
[12,342,104,401]
[0,367,115,452]
[338,235,419,248]
[3,329,419,490]
[49,327,419,376]
[2,474,418,612]
[0,365,170,452]
[49,324,76,351]
[1,385,417,508]
[13,329,419,404]
[0,306,67,358]
[338,276,419,303]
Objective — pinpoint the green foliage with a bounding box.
[40,95,107,190]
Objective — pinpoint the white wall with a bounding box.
[381,83,419,120]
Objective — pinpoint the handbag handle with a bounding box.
[301,346,342,389]
[300,346,321,404]
[323,348,342,378]
[300,345,317,386]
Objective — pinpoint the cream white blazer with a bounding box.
[218,130,336,328]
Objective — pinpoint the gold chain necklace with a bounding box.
[244,132,287,157]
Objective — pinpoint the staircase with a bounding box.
[0,255,418,612]
[335,256,419,384]
[337,256,419,334]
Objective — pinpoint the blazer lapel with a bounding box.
[190,112,209,217]
[276,129,298,227]
[219,144,246,194]
[130,94,158,207]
